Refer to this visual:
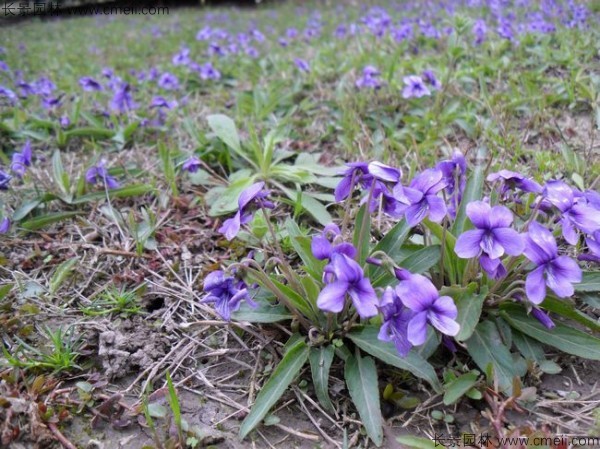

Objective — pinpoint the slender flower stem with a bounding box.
[341,170,358,236]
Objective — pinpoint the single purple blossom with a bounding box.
[487,170,543,198]
[317,253,379,318]
[399,168,448,226]
[11,140,33,177]
[523,222,582,304]
[356,66,382,90]
[150,96,178,109]
[436,151,466,219]
[473,19,487,45]
[60,115,70,129]
[172,47,191,66]
[334,162,371,202]
[202,270,255,320]
[311,223,357,261]
[531,307,555,329]
[378,287,414,357]
[455,201,524,261]
[0,170,11,190]
[79,76,103,92]
[0,217,9,234]
[402,75,431,99]
[542,181,600,244]
[110,83,137,114]
[195,62,221,81]
[85,160,120,189]
[422,70,441,90]
[218,182,273,240]
[294,58,310,73]
[157,73,179,90]
[396,273,459,345]
[182,156,202,173]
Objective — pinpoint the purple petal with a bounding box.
[238,182,265,209]
[348,278,379,318]
[543,181,573,213]
[410,168,445,194]
[407,311,428,345]
[425,195,447,223]
[218,211,242,241]
[431,295,458,319]
[488,205,513,228]
[524,222,557,265]
[404,201,429,227]
[368,161,401,183]
[330,254,363,283]
[455,229,485,258]
[317,281,349,313]
[492,228,524,256]
[550,255,582,283]
[334,176,353,202]
[465,201,491,229]
[561,217,579,245]
[311,235,332,260]
[526,266,546,304]
[396,274,438,312]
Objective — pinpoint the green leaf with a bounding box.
[72,184,154,204]
[280,186,332,226]
[207,114,255,167]
[396,436,437,449]
[500,305,600,360]
[452,146,486,236]
[512,331,545,363]
[64,127,115,140]
[49,258,78,294]
[269,278,316,321]
[285,218,324,279]
[400,245,441,274]
[344,353,383,447]
[353,204,371,266]
[370,219,411,262]
[52,150,71,198]
[465,320,526,395]
[443,371,479,405]
[441,284,488,341]
[232,299,292,323]
[347,326,442,392]
[309,346,335,413]
[0,284,13,301]
[541,295,600,332]
[239,339,309,439]
[147,403,167,419]
[575,272,600,292]
[21,211,82,231]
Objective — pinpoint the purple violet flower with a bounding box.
[473,19,487,45]
[487,169,542,198]
[399,168,448,226]
[378,287,414,356]
[531,307,555,329]
[436,151,466,219]
[79,76,103,92]
[422,70,442,90]
[294,58,310,73]
[523,222,582,304]
[157,72,179,90]
[0,217,10,234]
[311,223,357,261]
[110,83,137,114]
[218,182,274,240]
[172,47,191,66]
[455,200,524,261]
[317,253,379,318]
[11,140,33,177]
[182,156,202,173]
[202,270,255,320]
[60,115,70,129]
[402,75,431,99]
[396,273,459,345]
[0,170,11,190]
[356,66,382,90]
[85,160,120,189]
[542,181,600,245]
[334,162,371,202]
[150,96,178,110]
[195,62,221,81]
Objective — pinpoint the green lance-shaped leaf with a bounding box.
[309,346,335,413]
[344,353,383,447]
[347,326,442,392]
[353,204,371,265]
[443,371,479,405]
[21,211,82,231]
[540,295,600,332]
[452,147,487,236]
[71,184,155,204]
[575,272,600,292]
[207,114,256,168]
[440,283,488,341]
[239,339,309,439]
[49,258,79,294]
[500,304,600,360]
[465,320,527,395]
